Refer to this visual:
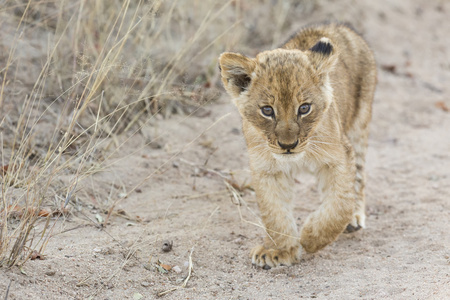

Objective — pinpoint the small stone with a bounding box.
[141,281,150,287]
[102,247,114,255]
[172,265,182,274]
[45,271,56,276]
[162,240,173,252]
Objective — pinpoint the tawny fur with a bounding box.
[219,23,377,268]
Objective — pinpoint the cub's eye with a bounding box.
[261,106,274,117]
[298,103,311,115]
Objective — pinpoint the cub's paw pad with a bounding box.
[344,224,362,233]
[250,245,298,268]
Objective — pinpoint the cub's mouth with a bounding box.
[282,150,295,155]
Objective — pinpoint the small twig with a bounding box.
[76,275,92,287]
[173,190,228,200]
[179,158,232,179]
[157,247,194,297]
[4,280,12,300]
[54,224,88,235]
[64,180,78,207]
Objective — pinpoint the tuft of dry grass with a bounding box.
[0,0,316,267]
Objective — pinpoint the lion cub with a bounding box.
[219,23,377,268]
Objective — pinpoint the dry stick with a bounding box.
[178,158,231,179]
[54,224,87,235]
[4,279,12,300]
[76,275,92,287]
[174,190,228,201]
[157,246,194,297]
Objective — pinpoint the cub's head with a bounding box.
[219,38,337,156]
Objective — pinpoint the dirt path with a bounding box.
[1,0,449,299]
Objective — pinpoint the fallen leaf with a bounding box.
[155,264,168,274]
[0,165,8,176]
[95,213,103,224]
[133,293,143,300]
[19,267,27,275]
[3,205,63,219]
[160,263,172,271]
[30,250,44,260]
[52,207,69,217]
[116,209,127,215]
[38,209,52,217]
[435,101,449,112]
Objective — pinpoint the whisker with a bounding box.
[309,139,340,146]
[309,143,333,159]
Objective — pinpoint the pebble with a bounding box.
[162,240,173,252]
[173,265,182,274]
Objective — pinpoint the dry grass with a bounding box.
[0,0,316,267]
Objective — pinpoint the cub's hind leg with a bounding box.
[345,71,376,232]
[345,129,368,233]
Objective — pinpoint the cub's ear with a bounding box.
[218,52,256,98]
[308,37,338,75]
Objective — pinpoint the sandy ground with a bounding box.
[1,0,450,299]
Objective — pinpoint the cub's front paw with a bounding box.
[250,245,299,269]
[344,210,366,233]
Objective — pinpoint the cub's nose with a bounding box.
[278,140,299,150]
